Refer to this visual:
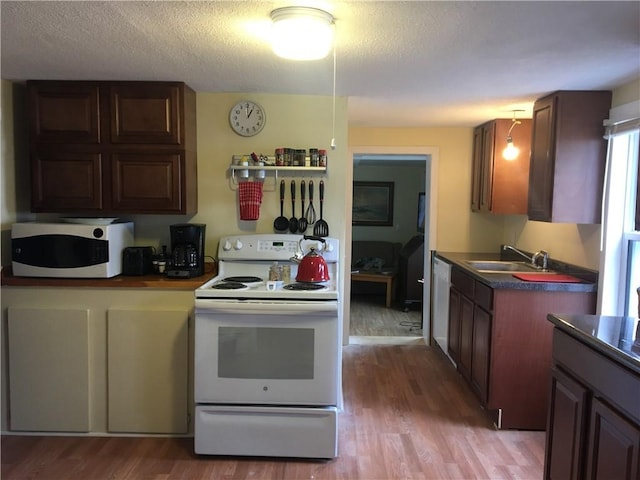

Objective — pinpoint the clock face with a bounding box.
[229,100,265,137]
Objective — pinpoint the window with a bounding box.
[598,114,640,317]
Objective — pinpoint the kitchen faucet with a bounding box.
[532,250,550,271]
[502,245,550,271]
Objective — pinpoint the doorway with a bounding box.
[345,146,438,345]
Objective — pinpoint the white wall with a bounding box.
[348,127,505,253]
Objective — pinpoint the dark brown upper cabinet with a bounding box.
[27,80,197,215]
[109,84,182,145]
[527,91,611,224]
[471,118,532,214]
[29,83,101,144]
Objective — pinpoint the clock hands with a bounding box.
[230,100,265,136]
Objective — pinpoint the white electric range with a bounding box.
[194,234,341,459]
[196,234,339,301]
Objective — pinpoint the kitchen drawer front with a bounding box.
[553,329,640,424]
[475,281,493,311]
[451,268,474,298]
[195,405,337,458]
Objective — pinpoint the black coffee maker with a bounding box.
[167,223,206,278]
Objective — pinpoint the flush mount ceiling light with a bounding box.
[502,110,525,161]
[270,6,334,60]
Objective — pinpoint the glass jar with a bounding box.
[269,262,282,281]
[283,148,293,166]
[309,148,319,167]
[294,149,306,166]
[319,149,328,168]
[275,148,284,166]
[281,264,291,283]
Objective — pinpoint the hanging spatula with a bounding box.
[289,180,298,233]
[313,180,329,237]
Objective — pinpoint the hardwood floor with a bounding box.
[349,294,423,337]
[1,343,545,479]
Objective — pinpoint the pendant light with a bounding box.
[502,110,524,161]
[270,7,334,61]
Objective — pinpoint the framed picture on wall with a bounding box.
[352,181,394,226]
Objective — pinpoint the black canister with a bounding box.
[294,149,306,166]
[122,246,155,276]
[283,148,293,166]
[309,148,319,167]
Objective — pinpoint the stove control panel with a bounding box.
[257,239,299,254]
[217,234,339,262]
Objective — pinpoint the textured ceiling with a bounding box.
[1,1,639,127]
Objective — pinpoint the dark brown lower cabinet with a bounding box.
[458,294,474,381]
[447,288,461,364]
[586,398,640,480]
[470,305,491,404]
[545,329,640,480]
[545,367,588,480]
[448,271,491,404]
[447,266,596,430]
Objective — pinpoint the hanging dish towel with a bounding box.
[238,181,263,220]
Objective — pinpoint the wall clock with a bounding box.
[229,100,266,137]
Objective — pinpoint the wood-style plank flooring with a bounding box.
[349,294,423,337]
[1,343,545,479]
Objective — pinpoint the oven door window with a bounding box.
[194,301,339,405]
[219,327,314,379]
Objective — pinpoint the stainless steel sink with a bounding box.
[463,260,542,273]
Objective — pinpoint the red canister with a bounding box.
[319,149,327,167]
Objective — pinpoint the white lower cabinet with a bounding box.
[8,306,91,432]
[2,288,194,435]
[107,308,189,434]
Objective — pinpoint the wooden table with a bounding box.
[351,271,396,307]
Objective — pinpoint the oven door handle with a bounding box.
[196,299,338,316]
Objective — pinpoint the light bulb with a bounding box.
[502,138,519,160]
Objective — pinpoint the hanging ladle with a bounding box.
[273,179,289,232]
[298,180,308,233]
[289,180,298,233]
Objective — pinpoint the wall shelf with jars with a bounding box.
[229,154,327,190]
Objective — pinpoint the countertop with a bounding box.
[0,263,217,290]
[547,313,640,375]
[435,251,598,293]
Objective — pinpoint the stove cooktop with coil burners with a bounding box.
[196,234,340,301]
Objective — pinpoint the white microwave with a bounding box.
[11,222,134,278]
